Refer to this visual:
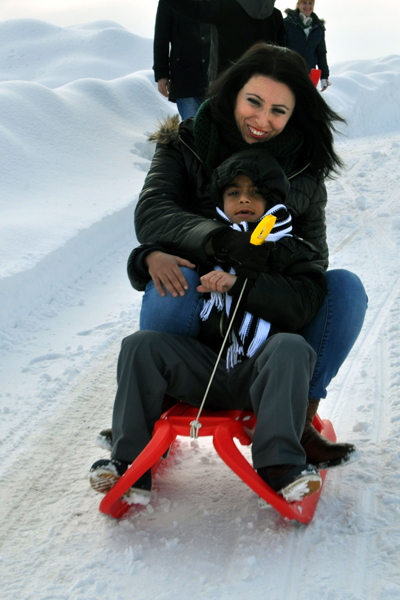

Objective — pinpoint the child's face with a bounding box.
[222,174,267,223]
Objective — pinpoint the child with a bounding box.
[89,150,332,504]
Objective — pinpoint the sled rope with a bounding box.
[190,278,248,438]
[189,213,277,439]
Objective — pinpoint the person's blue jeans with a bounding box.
[176,97,203,120]
[139,268,368,401]
[300,269,367,399]
[140,267,204,338]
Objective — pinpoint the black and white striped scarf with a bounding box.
[200,204,293,369]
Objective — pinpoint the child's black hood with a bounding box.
[210,147,290,209]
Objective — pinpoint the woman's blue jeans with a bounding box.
[140,267,368,401]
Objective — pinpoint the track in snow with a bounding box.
[2,132,400,599]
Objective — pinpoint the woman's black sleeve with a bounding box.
[134,141,227,264]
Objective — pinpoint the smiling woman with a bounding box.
[87,42,368,500]
[123,43,368,475]
[234,75,295,143]
[132,41,345,297]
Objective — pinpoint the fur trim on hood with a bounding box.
[235,0,275,19]
[148,114,181,145]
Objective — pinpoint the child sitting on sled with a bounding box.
[89,148,353,504]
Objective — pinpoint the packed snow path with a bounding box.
[2,134,400,600]
[1,20,400,600]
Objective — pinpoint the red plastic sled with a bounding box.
[99,402,336,524]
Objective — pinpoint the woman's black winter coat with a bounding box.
[284,9,329,79]
[130,115,329,333]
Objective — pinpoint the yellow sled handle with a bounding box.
[250,214,277,245]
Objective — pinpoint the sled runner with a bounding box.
[99,402,336,524]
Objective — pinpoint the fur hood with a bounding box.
[148,114,181,146]
[284,8,325,27]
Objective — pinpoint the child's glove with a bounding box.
[211,229,274,279]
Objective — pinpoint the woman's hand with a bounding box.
[145,251,196,297]
[197,270,237,293]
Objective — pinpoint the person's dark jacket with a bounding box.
[130,116,328,332]
[284,9,329,79]
[153,2,210,101]
[197,229,327,347]
[161,0,285,77]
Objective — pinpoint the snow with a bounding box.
[1,19,400,600]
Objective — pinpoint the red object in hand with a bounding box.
[310,68,322,87]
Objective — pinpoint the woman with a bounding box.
[284,1,331,91]
[129,43,367,469]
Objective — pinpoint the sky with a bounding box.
[0,0,399,65]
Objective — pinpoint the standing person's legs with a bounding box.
[139,267,203,337]
[176,96,203,119]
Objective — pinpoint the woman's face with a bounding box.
[298,1,314,17]
[234,75,295,144]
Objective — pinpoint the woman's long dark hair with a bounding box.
[207,42,345,178]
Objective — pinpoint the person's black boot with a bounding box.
[301,401,361,469]
[89,459,152,505]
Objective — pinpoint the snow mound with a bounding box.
[0,20,176,331]
[0,19,153,88]
[328,55,400,137]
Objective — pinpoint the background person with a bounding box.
[131,43,367,469]
[284,0,330,91]
[154,1,210,119]
[160,0,285,79]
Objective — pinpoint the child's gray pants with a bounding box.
[111,330,316,469]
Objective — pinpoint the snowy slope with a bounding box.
[1,20,400,600]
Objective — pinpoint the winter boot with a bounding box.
[89,459,152,505]
[301,401,360,469]
[95,428,113,452]
[257,463,322,502]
